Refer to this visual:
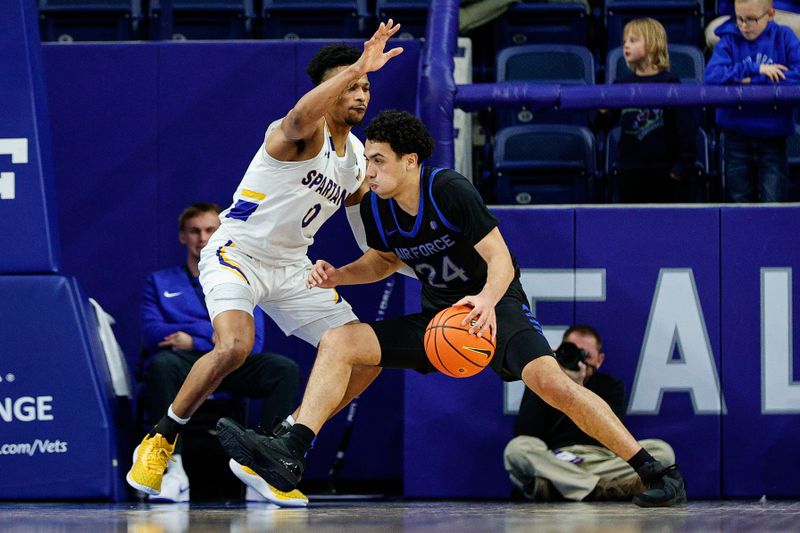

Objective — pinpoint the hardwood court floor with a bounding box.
[1,500,799,532]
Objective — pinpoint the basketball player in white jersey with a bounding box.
[127,20,404,507]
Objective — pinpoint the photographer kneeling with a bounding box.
[503,325,676,502]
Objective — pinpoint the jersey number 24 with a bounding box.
[414,255,469,288]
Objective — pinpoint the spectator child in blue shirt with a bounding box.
[705,0,800,202]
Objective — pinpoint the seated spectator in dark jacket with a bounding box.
[504,325,675,502]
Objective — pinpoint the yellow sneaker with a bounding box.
[229,459,308,507]
[126,433,177,495]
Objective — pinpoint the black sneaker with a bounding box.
[633,462,687,507]
[216,417,305,492]
[255,419,292,438]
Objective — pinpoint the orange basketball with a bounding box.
[424,305,495,378]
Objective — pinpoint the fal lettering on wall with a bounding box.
[505,267,797,416]
[0,138,28,200]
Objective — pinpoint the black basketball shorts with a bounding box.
[368,290,554,381]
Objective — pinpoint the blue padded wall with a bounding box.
[575,207,722,499]
[0,276,127,500]
[0,0,60,274]
[721,207,800,497]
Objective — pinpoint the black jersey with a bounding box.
[361,166,520,310]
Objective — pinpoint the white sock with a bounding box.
[168,404,190,425]
[286,414,296,426]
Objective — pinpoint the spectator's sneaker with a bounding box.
[216,417,305,492]
[126,433,178,495]
[509,473,560,502]
[589,476,645,501]
[633,462,687,507]
[230,459,308,507]
[526,477,558,502]
[149,454,190,503]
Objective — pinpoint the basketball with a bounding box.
[424,305,496,378]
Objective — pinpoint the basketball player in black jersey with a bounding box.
[217,110,686,507]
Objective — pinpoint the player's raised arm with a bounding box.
[267,20,403,161]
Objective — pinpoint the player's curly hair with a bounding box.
[306,44,362,86]
[365,110,435,161]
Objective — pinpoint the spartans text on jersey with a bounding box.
[301,170,350,207]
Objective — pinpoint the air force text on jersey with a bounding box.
[393,234,457,261]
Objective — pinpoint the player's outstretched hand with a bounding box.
[356,19,404,75]
[307,259,339,289]
[452,294,497,343]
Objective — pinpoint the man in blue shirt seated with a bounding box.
[140,202,301,503]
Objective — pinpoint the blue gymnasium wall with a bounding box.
[0,0,60,272]
[41,40,421,482]
[405,205,800,499]
[1,0,128,501]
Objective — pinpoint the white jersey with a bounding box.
[218,117,366,265]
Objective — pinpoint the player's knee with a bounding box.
[212,337,252,371]
[318,326,359,363]
[523,361,573,408]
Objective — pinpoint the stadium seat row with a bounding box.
[492,44,705,131]
[488,124,800,205]
[38,0,710,46]
[38,0,431,42]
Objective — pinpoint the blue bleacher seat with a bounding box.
[605,44,705,84]
[495,44,595,129]
[149,0,256,40]
[606,126,710,201]
[492,2,589,50]
[38,0,142,41]
[376,0,428,40]
[493,124,597,205]
[605,0,704,50]
[263,0,368,40]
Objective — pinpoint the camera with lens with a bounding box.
[554,342,588,371]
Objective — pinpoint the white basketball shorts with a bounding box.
[198,228,357,347]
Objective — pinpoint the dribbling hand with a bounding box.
[452,294,497,343]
